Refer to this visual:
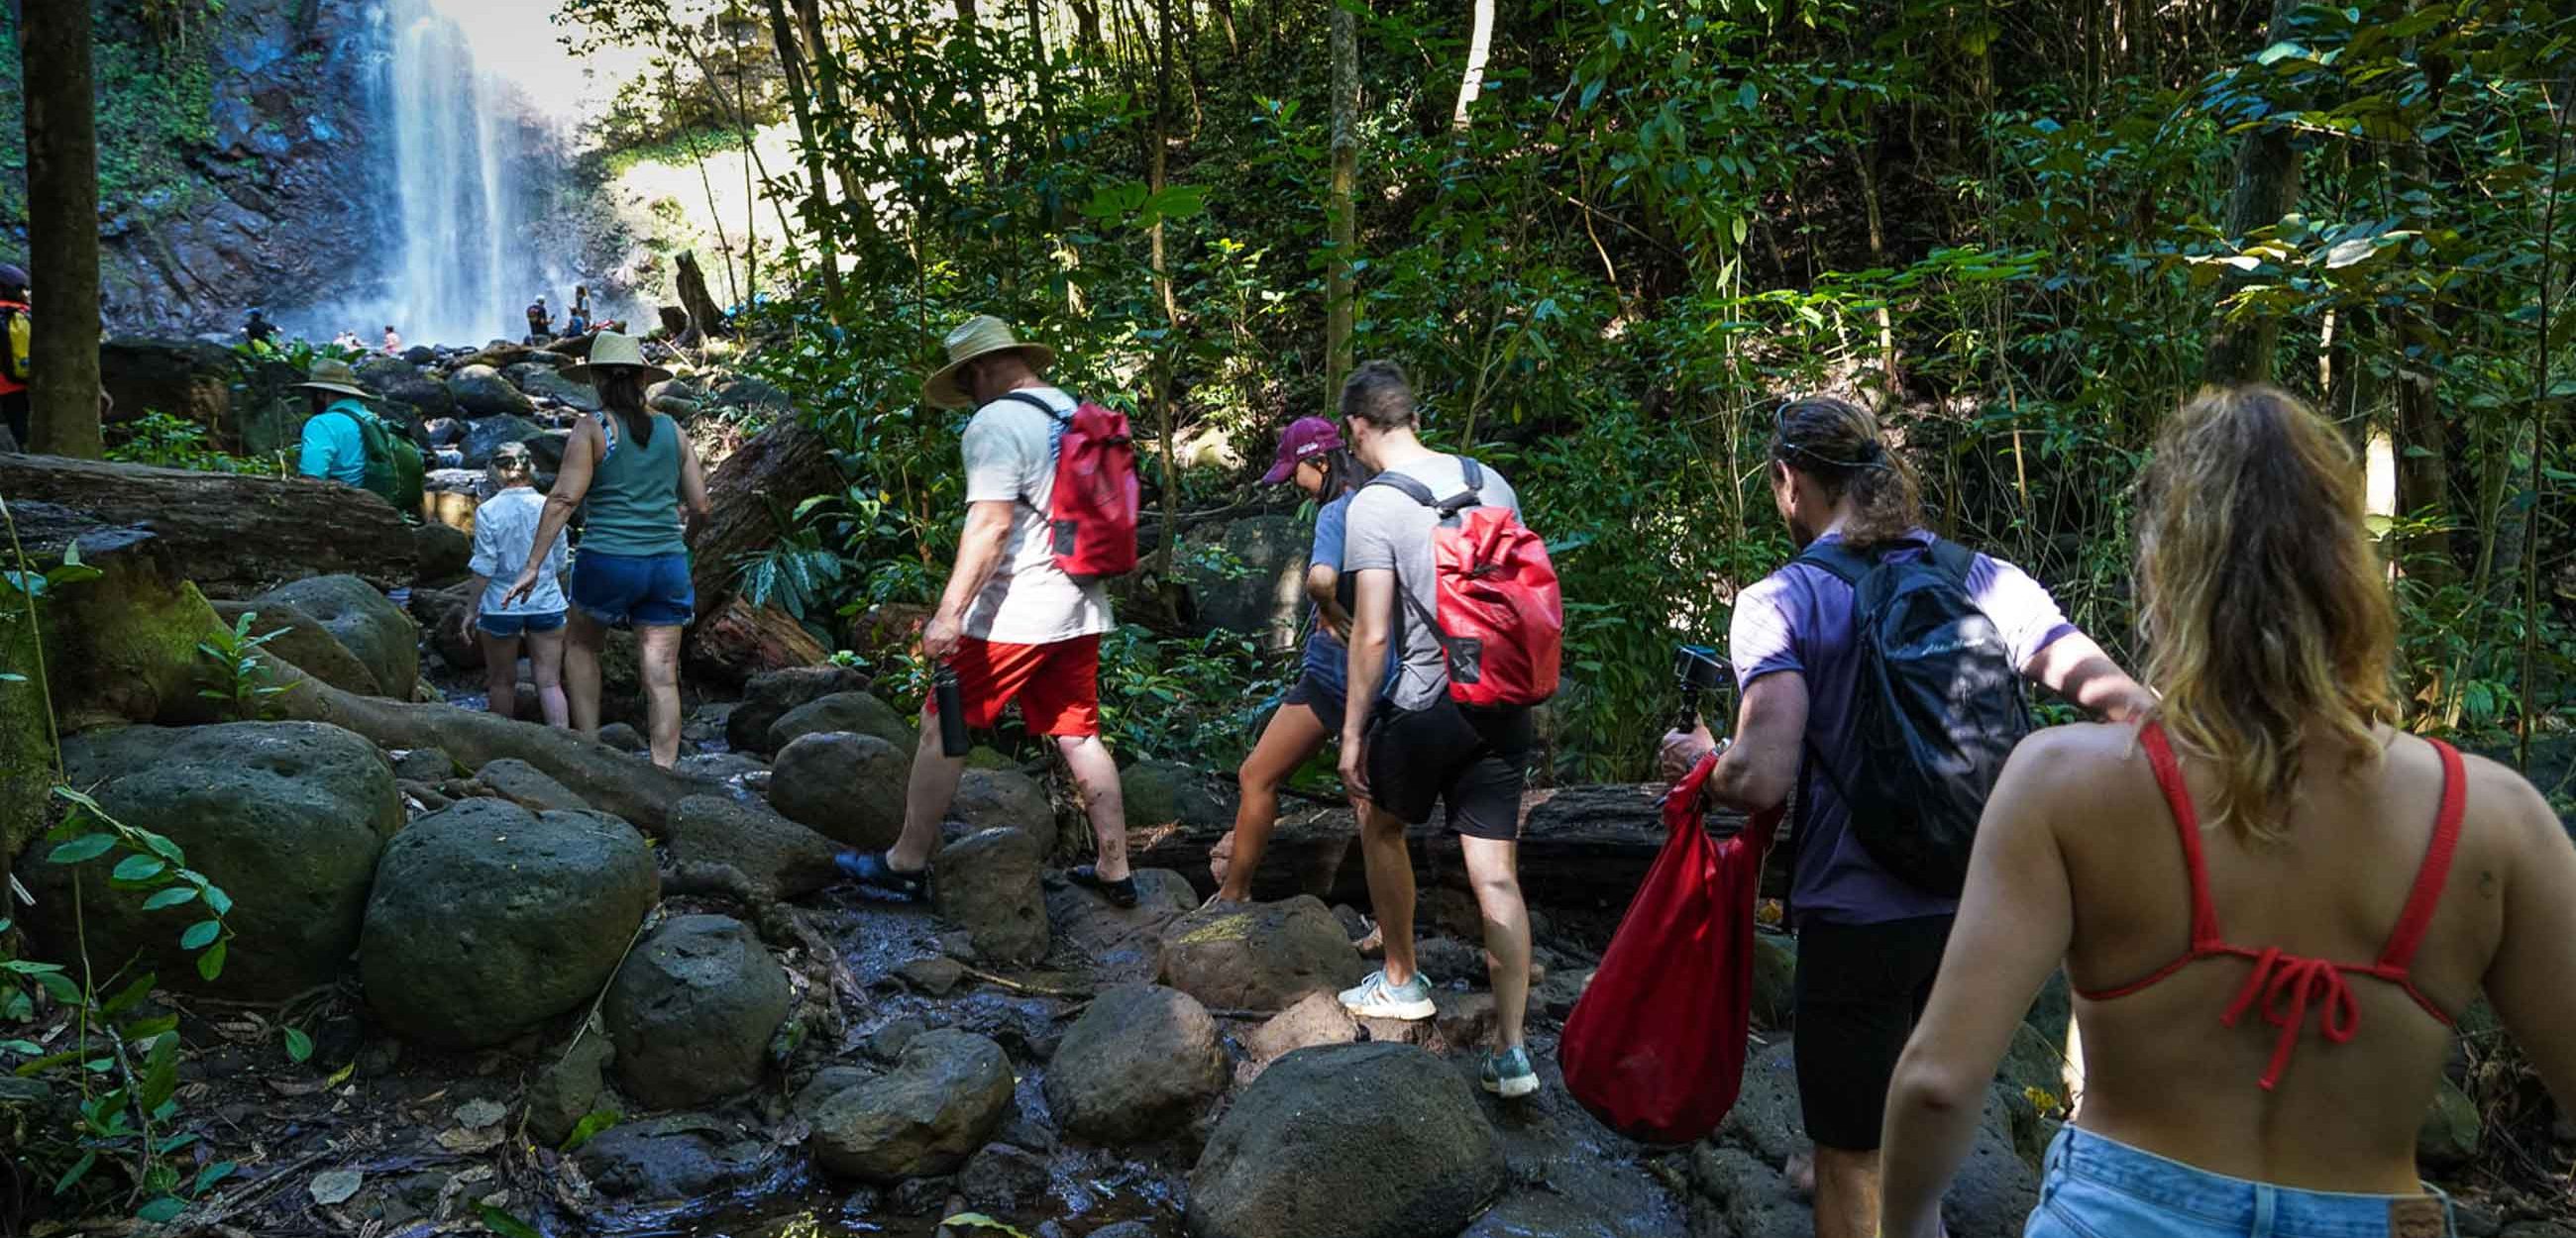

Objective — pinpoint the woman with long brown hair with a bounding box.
[1876,386,2576,1238]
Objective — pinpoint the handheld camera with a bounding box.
[1672,644,1733,733]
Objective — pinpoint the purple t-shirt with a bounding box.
[1731,530,2078,926]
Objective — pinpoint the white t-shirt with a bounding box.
[958,386,1114,644]
[468,486,570,616]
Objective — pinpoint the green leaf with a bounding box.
[203,884,233,916]
[940,1214,1033,1237]
[141,886,198,912]
[135,1195,185,1223]
[0,1039,41,1055]
[47,834,116,865]
[192,1161,237,1196]
[101,973,158,1017]
[53,1149,96,1195]
[138,1033,180,1113]
[180,920,222,950]
[284,1027,314,1064]
[35,973,79,1004]
[559,1108,621,1152]
[195,940,227,982]
[479,1204,544,1238]
[112,855,168,882]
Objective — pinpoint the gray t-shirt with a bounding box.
[1342,454,1522,712]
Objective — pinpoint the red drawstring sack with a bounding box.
[1559,750,1782,1145]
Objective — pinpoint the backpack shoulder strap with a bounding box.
[1000,390,1071,423]
[1793,540,1874,586]
[1927,537,1979,583]
[1364,470,1440,506]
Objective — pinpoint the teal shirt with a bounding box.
[582,412,688,557]
[298,401,370,487]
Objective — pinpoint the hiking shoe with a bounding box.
[1067,864,1138,909]
[1339,969,1436,1020]
[835,850,926,903]
[1481,1045,1540,1098]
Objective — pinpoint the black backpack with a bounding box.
[1796,537,2030,896]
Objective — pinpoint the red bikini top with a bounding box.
[2073,722,2465,1090]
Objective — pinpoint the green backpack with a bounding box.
[332,404,425,516]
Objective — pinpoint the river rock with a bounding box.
[412,522,472,586]
[958,1143,1051,1211]
[389,746,457,781]
[1159,895,1363,1012]
[726,665,872,754]
[598,722,648,754]
[475,758,593,814]
[810,1028,1015,1183]
[1045,868,1195,982]
[1242,990,1360,1064]
[577,1113,771,1202]
[525,1031,615,1147]
[23,723,401,998]
[460,414,546,469]
[1752,930,1796,1029]
[1187,1042,1506,1238]
[951,767,1051,837]
[665,794,843,905]
[420,416,464,447]
[359,799,657,1048]
[767,731,907,847]
[449,364,537,419]
[604,915,793,1109]
[931,828,1048,965]
[1122,757,1235,829]
[209,599,380,696]
[355,356,421,395]
[1043,984,1228,1144]
[406,581,481,671]
[385,375,458,423]
[2419,1077,2483,1167]
[511,364,600,412]
[254,573,418,699]
[770,690,913,754]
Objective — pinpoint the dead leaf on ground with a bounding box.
[308,1168,364,1205]
[436,1125,505,1154]
[455,1098,507,1129]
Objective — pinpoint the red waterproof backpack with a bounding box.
[1005,391,1140,582]
[1366,458,1562,708]
[1560,751,1783,1144]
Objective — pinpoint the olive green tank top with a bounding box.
[582,412,688,557]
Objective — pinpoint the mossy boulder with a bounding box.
[210,600,380,696]
[254,574,418,701]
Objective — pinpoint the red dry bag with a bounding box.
[1006,392,1140,583]
[1559,750,1782,1145]
[1365,458,1563,707]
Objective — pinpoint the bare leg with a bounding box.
[1458,835,1531,1049]
[478,631,523,720]
[526,628,570,729]
[1220,703,1331,902]
[564,611,606,737]
[1813,1146,1882,1238]
[1357,804,1418,984]
[1055,733,1129,881]
[636,624,685,769]
[890,721,966,872]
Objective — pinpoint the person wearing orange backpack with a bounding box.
[1337,359,1555,1100]
[835,315,1135,907]
[0,263,33,450]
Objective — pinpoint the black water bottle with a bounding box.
[934,664,971,758]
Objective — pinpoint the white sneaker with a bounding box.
[1339,969,1436,1020]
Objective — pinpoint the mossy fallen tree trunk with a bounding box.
[0,454,418,598]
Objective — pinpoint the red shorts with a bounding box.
[929,634,1103,738]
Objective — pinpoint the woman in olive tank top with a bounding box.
[505,333,712,768]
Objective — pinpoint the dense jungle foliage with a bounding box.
[559,0,2573,796]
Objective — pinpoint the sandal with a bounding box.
[835,850,927,903]
[1067,864,1138,909]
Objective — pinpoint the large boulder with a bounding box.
[460,414,546,469]
[208,600,380,696]
[769,690,913,755]
[449,364,537,419]
[355,356,421,395]
[809,1029,1015,1183]
[359,800,658,1048]
[1187,1042,1506,1238]
[603,915,793,1110]
[1122,758,1235,830]
[931,828,1049,965]
[22,723,401,998]
[509,364,600,412]
[576,1113,772,1203]
[951,767,1052,838]
[766,732,907,847]
[98,337,234,429]
[1159,895,1363,1012]
[664,795,844,905]
[383,375,458,423]
[726,665,872,754]
[1042,984,1228,1144]
[412,522,473,586]
[254,574,418,700]
[1045,868,1196,982]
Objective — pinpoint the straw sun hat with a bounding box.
[292,358,375,401]
[923,315,1056,409]
[563,331,673,385]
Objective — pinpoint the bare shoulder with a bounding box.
[2452,746,2566,853]
[2011,719,2145,776]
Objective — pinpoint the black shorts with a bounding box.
[1792,913,1954,1151]
[1280,671,1349,730]
[1361,697,1533,841]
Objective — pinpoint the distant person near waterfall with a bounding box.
[292,358,422,515]
[382,326,402,356]
[567,285,591,336]
[0,263,31,450]
[243,308,279,349]
[525,296,553,345]
[504,331,711,769]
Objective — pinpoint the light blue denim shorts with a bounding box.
[2028,1126,2455,1238]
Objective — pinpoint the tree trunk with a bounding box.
[21,0,103,460]
[1148,0,1182,576]
[794,0,874,232]
[1852,133,1899,401]
[1068,0,1104,55]
[2200,0,2307,385]
[1324,3,1358,406]
[685,414,842,630]
[766,0,845,307]
[0,456,418,597]
[677,251,728,342]
[1451,0,1494,132]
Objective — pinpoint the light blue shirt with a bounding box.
[297,400,370,487]
[468,487,570,616]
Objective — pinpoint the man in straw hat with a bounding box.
[835,315,1136,906]
[294,357,393,490]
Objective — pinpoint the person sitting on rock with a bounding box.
[526,296,553,345]
[461,441,570,728]
[833,315,1132,906]
[504,331,711,768]
[293,358,390,490]
[243,308,279,349]
[1874,386,2576,1238]
[382,325,403,356]
[567,284,591,336]
[1211,415,1389,905]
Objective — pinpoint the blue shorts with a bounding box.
[477,610,567,638]
[569,551,695,628]
[2028,1126,2456,1238]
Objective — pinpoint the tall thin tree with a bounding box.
[766,0,845,308]
[1324,2,1357,405]
[2200,0,2305,385]
[1451,0,1493,132]
[20,0,104,460]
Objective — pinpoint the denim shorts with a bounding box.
[2029,1126,2455,1238]
[477,610,567,639]
[569,551,695,628]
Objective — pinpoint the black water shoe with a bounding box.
[1067,864,1138,909]
[836,850,927,903]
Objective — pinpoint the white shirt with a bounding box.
[468,487,571,616]
[958,386,1113,644]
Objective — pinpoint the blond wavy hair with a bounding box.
[2136,385,2399,843]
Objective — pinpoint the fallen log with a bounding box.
[0,454,417,598]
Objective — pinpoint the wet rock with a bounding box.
[1159,895,1364,1012]
[951,767,1052,837]
[26,723,400,998]
[460,413,546,469]
[356,356,421,395]
[1242,990,1360,1065]
[676,751,767,782]
[1432,990,1497,1053]
[1188,1042,1506,1238]
[576,1113,769,1202]
[771,689,913,755]
[1413,935,1484,985]
[1045,868,1196,982]
[665,794,843,904]
[389,747,456,781]
[604,915,793,1109]
[361,799,657,1049]
[1720,1040,1806,1166]
[1090,1225,1156,1238]
[211,599,380,695]
[1122,757,1234,829]
[768,731,909,848]
[1752,930,1797,1029]
[386,376,459,423]
[932,829,1049,966]
[810,1029,1015,1183]
[99,336,234,428]
[1045,984,1228,1145]
[254,573,419,699]
[1535,966,1595,1020]
[597,722,647,754]
[865,1018,929,1065]
[958,1143,1051,1212]
[793,1064,878,1122]
[420,415,464,447]
[475,758,592,814]
[507,362,599,411]
[1687,1143,1806,1238]
[1946,1088,2043,1237]
[449,364,538,419]
[412,522,473,586]
[726,665,873,754]
[524,1031,615,1147]
[407,581,482,671]
[900,957,967,996]
[2419,1077,2483,1168]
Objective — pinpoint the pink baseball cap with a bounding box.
[1260,416,1344,484]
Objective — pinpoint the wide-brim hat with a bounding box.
[924,315,1056,409]
[562,331,672,385]
[293,358,375,401]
